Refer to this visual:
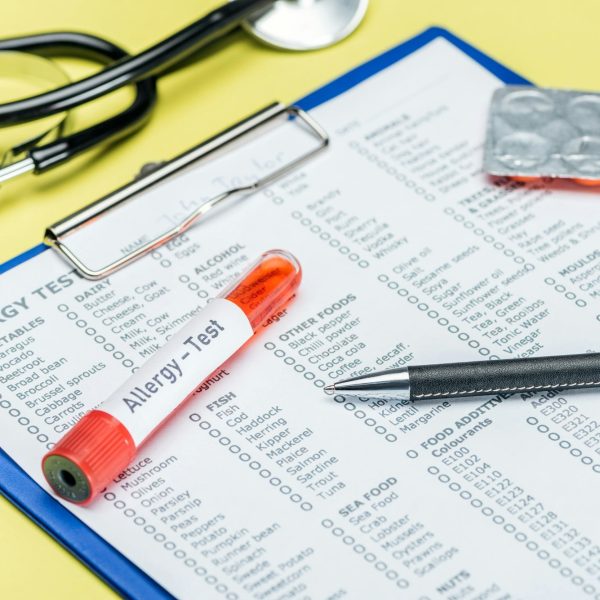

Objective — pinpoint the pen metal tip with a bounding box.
[324,384,335,393]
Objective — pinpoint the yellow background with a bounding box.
[1,0,598,597]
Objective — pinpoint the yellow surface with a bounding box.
[1,0,598,597]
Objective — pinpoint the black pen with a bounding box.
[324,353,600,401]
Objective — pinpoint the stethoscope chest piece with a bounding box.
[240,0,368,50]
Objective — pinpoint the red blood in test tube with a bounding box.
[224,249,302,329]
[572,178,600,186]
[42,250,301,505]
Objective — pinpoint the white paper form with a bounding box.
[1,37,600,599]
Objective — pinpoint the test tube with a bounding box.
[42,249,301,505]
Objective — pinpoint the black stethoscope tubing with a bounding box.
[0,0,270,127]
[0,32,157,172]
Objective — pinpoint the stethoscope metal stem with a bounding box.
[0,157,34,184]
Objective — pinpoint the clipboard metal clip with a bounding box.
[44,103,329,280]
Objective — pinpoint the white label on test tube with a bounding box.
[101,298,253,446]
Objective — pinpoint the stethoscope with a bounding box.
[0,0,368,185]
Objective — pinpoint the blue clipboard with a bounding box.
[0,27,529,599]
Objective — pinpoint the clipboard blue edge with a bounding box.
[0,26,530,599]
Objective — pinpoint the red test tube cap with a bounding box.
[42,410,136,504]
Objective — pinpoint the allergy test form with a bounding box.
[1,30,600,600]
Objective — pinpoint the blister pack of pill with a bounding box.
[484,86,600,185]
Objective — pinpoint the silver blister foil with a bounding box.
[484,86,600,182]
